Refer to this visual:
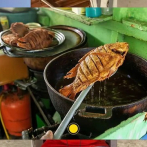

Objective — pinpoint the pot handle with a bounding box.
[78,106,113,119]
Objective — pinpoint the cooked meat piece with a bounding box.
[17,28,55,50]
[10,22,29,37]
[2,33,18,46]
[59,42,129,100]
[2,22,55,50]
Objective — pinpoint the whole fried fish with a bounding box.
[59,42,129,100]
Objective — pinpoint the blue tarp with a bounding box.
[0,0,30,7]
[141,134,147,140]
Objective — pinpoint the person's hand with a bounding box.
[41,130,54,139]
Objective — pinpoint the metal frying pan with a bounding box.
[44,48,147,137]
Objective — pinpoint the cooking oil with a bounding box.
[56,70,147,106]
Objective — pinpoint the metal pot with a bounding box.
[23,56,54,71]
[44,48,147,137]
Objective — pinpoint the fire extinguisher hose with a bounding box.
[0,94,10,139]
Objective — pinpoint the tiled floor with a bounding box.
[0,140,32,147]
[117,140,147,147]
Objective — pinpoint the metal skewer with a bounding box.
[53,71,117,139]
[53,83,93,139]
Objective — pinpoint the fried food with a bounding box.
[17,28,54,50]
[10,22,29,37]
[2,22,55,50]
[59,42,129,99]
[2,33,18,46]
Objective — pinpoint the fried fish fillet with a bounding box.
[10,22,29,37]
[2,33,18,46]
[59,42,129,100]
[2,22,55,50]
[17,28,55,50]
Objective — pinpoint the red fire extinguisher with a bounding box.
[0,85,32,137]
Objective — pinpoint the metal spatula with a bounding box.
[53,71,117,139]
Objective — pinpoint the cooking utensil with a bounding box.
[44,47,147,137]
[53,71,117,139]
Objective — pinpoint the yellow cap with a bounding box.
[67,123,80,135]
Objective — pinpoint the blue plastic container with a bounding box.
[86,8,101,18]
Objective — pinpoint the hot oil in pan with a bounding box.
[56,71,147,106]
[85,71,147,106]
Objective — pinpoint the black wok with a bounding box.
[44,48,147,137]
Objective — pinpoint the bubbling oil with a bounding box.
[56,71,147,106]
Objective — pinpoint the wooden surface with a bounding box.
[31,0,48,7]
[54,0,90,7]
[31,0,90,7]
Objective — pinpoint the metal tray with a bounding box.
[49,25,86,50]
[0,25,87,58]
[0,28,65,55]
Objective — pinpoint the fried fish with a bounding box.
[59,42,129,100]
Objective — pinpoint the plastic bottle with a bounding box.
[101,8,113,15]
[86,8,101,18]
